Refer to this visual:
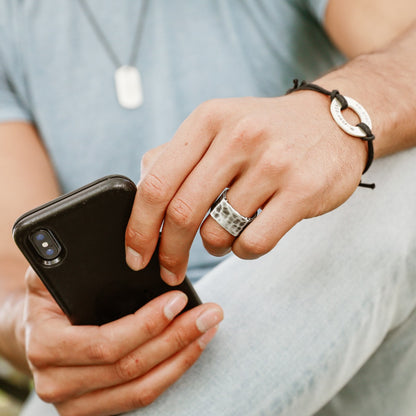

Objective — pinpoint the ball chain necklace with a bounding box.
[77,0,150,109]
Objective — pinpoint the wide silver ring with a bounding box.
[209,189,257,237]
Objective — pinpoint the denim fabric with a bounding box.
[2,1,415,414]
[21,148,416,415]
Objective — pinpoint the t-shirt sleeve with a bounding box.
[0,1,33,123]
[302,0,329,24]
[0,62,33,123]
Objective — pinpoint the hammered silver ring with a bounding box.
[209,189,257,237]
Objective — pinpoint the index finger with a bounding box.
[125,102,220,272]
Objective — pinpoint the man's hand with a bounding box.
[24,267,223,416]
[125,92,368,285]
[125,5,416,286]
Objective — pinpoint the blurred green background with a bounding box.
[0,358,30,416]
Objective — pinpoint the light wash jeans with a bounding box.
[21,148,416,416]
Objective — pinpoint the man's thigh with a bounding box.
[135,149,416,416]
[316,303,416,416]
[22,149,416,415]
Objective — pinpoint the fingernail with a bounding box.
[164,292,188,321]
[196,308,223,333]
[126,247,143,271]
[198,326,218,350]
[160,266,179,286]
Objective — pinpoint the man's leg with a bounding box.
[21,148,416,415]
[316,303,416,416]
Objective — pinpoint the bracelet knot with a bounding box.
[287,79,375,189]
[329,89,348,110]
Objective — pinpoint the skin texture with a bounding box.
[0,122,60,374]
[0,1,415,415]
[24,268,222,415]
[125,21,416,284]
[325,0,416,58]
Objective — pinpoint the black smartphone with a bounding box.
[13,175,201,326]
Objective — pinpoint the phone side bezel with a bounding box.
[12,174,135,235]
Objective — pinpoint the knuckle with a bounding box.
[238,234,272,258]
[178,349,199,373]
[229,117,265,148]
[141,149,154,167]
[131,388,157,408]
[86,340,115,363]
[26,331,48,368]
[26,345,43,368]
[139,173,170,205]
[141,145,165,174]
[125,226,149,249]
[170,326,189,350]
[272,142,296,171]
[141,314,161,338]
[167,198,195,229]
[27,348,45,368]
[158,252,181,272]
[200,226,232,252]
[195,99,223,121]
[36,379,62,403]
[257,153,284,178]
[115,352,145,381]
[183,354,197,371]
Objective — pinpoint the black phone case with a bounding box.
[13,175,201,325]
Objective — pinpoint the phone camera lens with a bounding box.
[30,229,62,263]
[35,233,45,241]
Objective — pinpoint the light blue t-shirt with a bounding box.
[0,0,343,280]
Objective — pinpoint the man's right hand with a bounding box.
[24,267,223,416]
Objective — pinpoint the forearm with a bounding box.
[0,257,29,374]
[316,23,416,159]
[0,122,61,374]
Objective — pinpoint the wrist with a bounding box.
[0,290,30,375]
[285,82,372,183]
[315,51,415,159]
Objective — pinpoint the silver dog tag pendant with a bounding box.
[114,66,143,109]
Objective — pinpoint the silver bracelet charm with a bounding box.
[330,95,372,138]
[286,79,376,188]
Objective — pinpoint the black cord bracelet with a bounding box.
[287,79,375,189]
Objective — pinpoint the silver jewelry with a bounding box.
[287,80,376,188]
[210,189,257,237]
[78,0,149,109]
[330,96,372,138]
